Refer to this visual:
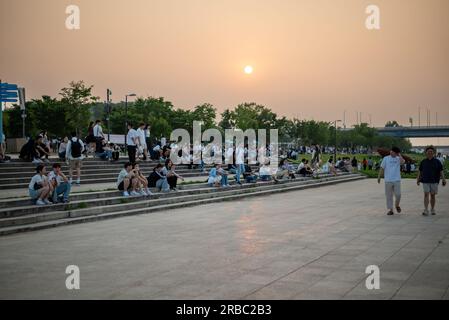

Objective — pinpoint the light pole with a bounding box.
[106,89,112,142]
[124,93,137,151]
[333,120,342,165]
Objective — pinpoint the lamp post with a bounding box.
[106,89,112,142]
[124,93,137,150]
[334,120,342,165]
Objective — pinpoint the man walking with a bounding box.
[378,146,405,215]
[417,146,446,216]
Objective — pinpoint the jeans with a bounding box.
[96,150,112,160]
[245,175,258,183]
[260,175,271,181]
[199,160,205,172]
[52,182,71,202]
[221,175,229,186]
[235,164,245,183]
[156,178,170,192]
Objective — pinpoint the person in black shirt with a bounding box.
[417,146,446,216]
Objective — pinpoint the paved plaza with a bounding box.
[0,179,448,300]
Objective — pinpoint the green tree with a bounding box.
[59,81,99,135]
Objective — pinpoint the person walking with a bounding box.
[417,146,446,216]
[378,146,405,215]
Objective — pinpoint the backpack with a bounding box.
[71,138,82,158]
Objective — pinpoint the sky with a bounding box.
[1,0,448,142]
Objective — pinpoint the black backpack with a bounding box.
[71,138,82,158]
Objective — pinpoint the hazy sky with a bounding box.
[1,0,448,130]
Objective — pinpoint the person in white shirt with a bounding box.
[93,120,104,140]
[58,136,68,160]
[126,123,139,163]
[378,146,406,215]
[235,144,245,185]
[117,162,139,197]
[66,132,85,186]
[136,123,148,161]
[48,163,71,203]
[28,164,52,205]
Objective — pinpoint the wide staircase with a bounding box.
[0,158,366,236]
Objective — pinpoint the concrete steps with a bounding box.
[0,160,259,190]
[0,173,366,236]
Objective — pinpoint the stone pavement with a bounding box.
[0,179,448,300]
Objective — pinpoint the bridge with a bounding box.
[341,126,449,138]
[376,126,449,138]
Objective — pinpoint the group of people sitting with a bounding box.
[28,163,71,205]
[19,131,52,163]
[117,159,185,197]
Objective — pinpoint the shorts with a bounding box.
[69,159,82,169]
[118,178,133,191]
[423,183,439,194]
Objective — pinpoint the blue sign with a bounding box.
[0,83,18,90]
[0,82,19,102]
[0,98,18,103]
[0,92,18,98]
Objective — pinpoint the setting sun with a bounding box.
[244,65,253,74]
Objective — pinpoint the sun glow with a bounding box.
[244,65,253,74]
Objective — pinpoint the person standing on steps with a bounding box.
[417,146,446,216]
[378,146,405,215]
[66,131,85,186]
[126,122,139,164]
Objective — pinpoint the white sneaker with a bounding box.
[32,158,43,164]
[36,199,46,205]
[123,191,130,197]
[431,209,436,215]
[140,190,148,196]
[146,189,154,196]
[43,199,51,205]
[422,209,429,216]
[130,191,140,196]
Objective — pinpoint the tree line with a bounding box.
[3,81,411,151]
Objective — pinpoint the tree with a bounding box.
[385,120,400,127]
[59,81,99,135]
[192,103,216,130]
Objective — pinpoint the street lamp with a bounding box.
[334,120,342,165]
[124,93,137,150]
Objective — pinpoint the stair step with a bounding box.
[0,175,365,235]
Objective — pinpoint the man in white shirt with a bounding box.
[126,123,139,163]
[136,123,148,161]
[48,163,71,203]
[378,146,406,215]
[235,144,245,185]
[93,120,104,140]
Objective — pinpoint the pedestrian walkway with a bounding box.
[0,179,448,299]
